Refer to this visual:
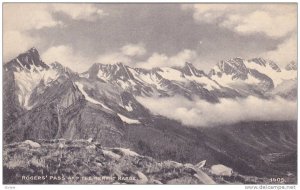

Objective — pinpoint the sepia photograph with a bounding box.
[2,2,298,186]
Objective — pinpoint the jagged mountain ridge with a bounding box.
[82,58,296,101]
[2,48,297,183]
[3,48,297,135]
[82,61,243,102]
[3,48,297,123]
[4,48,297,112]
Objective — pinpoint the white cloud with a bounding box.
[137,96,297,127]
[3,4,60,32]
[262,35,297,67]
[3,4,107,62]
[137,49,198,69]
[96,48,199,69]
[97,43,147,65]
[42,45,91,72]
[168,49,198,65]
[52,4,107,21]
[121,43,146,57]
[3,4,61,62]
[182,4,297,67]
[137,53,168,68]
[229,11,295,38]
[3,31,40,62]
[182,4,296,38]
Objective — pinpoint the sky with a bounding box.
[3,3,297,72]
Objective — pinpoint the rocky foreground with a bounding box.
[3,139,274,184]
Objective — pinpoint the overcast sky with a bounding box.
[3,3,297,72]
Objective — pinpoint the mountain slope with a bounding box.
[3,50,127,146]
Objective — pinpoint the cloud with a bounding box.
[182,4,296,38]
[42,45,91,72]
[3,31,40,63]
[3,4,60,32]
[97,43,147,65]
[3,4,62,62]
[262,35,297,66]
[45,45,198,70]
[121,43,146,57]
[3,3,107,62]
[181,4,297,67]
[52,4,107,21]
[137,96,297,127]
[137,49,198,69]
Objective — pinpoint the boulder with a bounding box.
[102,150,121,160]
[196,160,206,168]
[136,171,148,184]
[23,140,41,148]
[113,148,139,157]
[210,164,233,176]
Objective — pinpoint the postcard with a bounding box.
[2,2,297,185]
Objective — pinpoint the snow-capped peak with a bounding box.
[285,61,297,71]
[179,62,205,77]
[247,58,281,72]
[210,57,296,92]
[4,47,49,72]
[3,48,77,110]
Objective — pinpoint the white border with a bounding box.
[0,1,298,190]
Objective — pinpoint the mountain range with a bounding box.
[3,48,297,183]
